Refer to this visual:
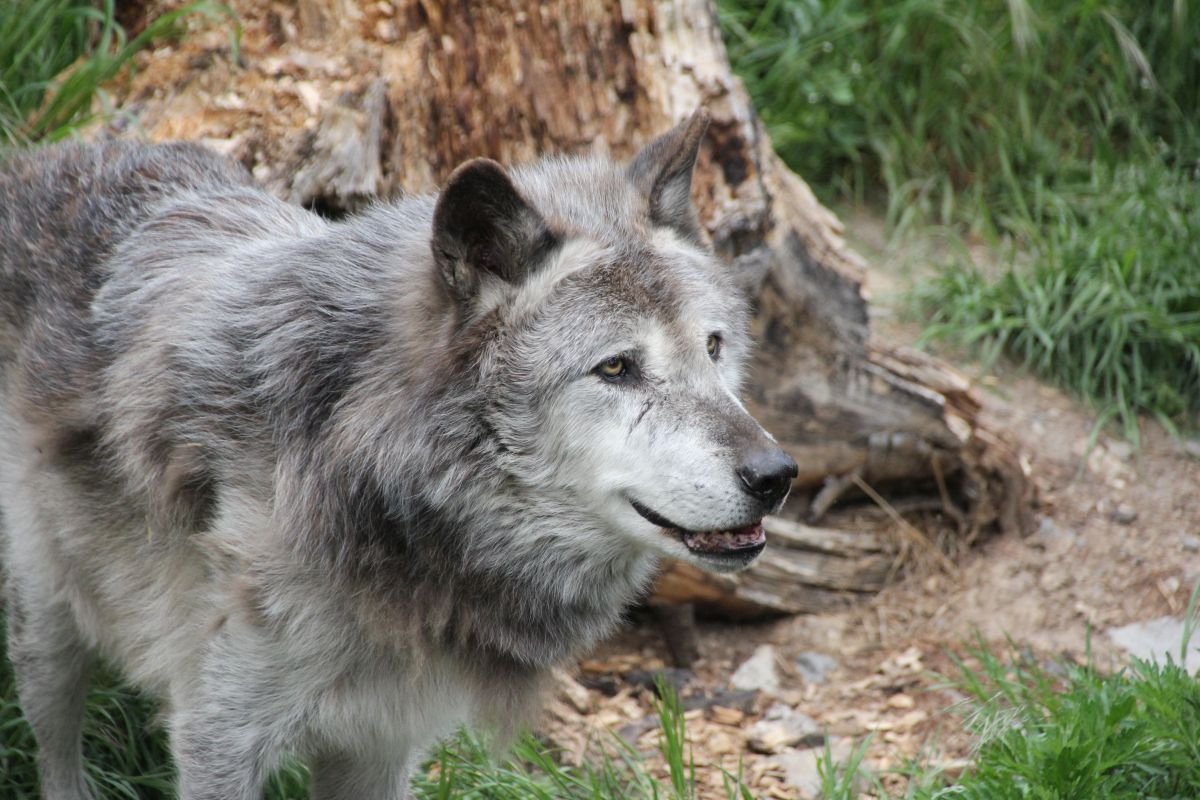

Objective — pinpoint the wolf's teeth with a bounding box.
[680,521,766,555]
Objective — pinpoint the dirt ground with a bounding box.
[539,215,1200,798]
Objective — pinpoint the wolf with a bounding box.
[0,110,797,799]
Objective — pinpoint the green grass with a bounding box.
[0,0,236,146]
[719,0,1200,437]
[719,0,1199,235]
[937,643,1200,798]
[414,683,757,800]
[912,162,1200,444]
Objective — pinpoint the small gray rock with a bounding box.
[1036,516,1078,546]
[795,652,838,685]
[616,715,660,747]
[1107,617,1199,672]
[775,738,853,796]
[1112,504,1138,525]
[1181,535,1200,553]
[624,667,693,696]
[1107,440,1135,462]
[746,704,822,754]
[730,644,780,694]
[775,748,823,797]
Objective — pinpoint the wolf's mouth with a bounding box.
[629,499,766,557]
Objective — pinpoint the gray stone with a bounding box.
[746,704,822,754]
[616,715,659,747]
[1112,504,1138,525]
[1107,616,1199,672]
[730,644,780,694]
[795,651,839,685]
[1107,440,1135,462]
[1036,516,1078,548]
[775,748,822,797]
[775,738,853,797]
[1182,535,1200,553]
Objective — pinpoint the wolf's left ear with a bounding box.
[627,109,710,241]
[432,158,559,301]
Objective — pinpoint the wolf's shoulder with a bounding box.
[0,140,264,407]
[0,140,258,298]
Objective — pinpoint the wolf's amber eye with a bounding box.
[706,333,722,360]
[597,356,627,379]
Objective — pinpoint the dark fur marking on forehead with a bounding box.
[475,408,513,457]
[554,248,686,315]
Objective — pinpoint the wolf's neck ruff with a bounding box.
[276,424,661,669]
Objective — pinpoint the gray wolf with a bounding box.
[0,111,796,799]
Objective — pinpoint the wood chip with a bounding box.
[710,705,745,726]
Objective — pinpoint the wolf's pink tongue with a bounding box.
[682,522,766,554]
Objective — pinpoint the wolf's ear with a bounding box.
[432,158,559,300]
[627,109,710,241]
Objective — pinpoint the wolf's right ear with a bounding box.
[627,109,710,241]
[432,158,559,302]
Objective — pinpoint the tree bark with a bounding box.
[110,0,1031,616]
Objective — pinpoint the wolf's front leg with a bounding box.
[169,630,294,800]
[171,703,279,800]
[4,579,96,800]
[308,748,414,800]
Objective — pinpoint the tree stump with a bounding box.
[103,0,1032,617]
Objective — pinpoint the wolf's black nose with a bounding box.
[737,448,798,507]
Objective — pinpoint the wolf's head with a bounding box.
[431,111,796,574]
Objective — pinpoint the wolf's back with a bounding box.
[0,141,253,367]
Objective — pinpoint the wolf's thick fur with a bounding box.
[0,114,795,799]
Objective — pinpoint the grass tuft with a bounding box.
[912,162,1200,442]
[815,625,1200,800]
[935,638,1200,799]
[719,0,1200,236]
[0,0,237,146]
